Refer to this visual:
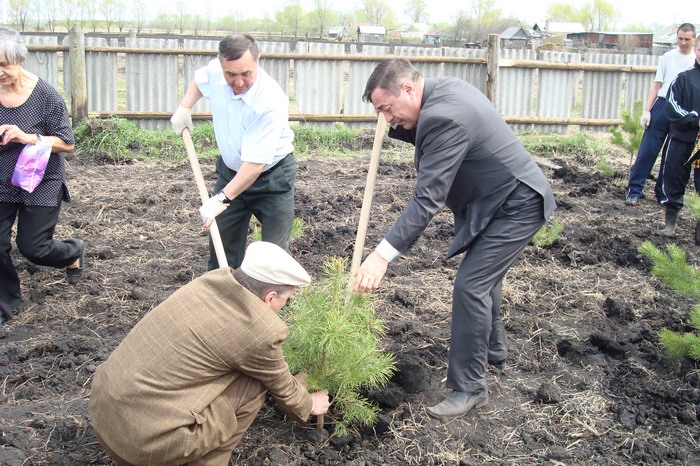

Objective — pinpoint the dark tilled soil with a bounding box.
[1,139,699,465]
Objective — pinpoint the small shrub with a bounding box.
[249,217,305,242]
[532,221,564,247]
[610,100,643,161]
[282,257,395,436]
[596,154,614,178]
[686,192,700,220]
[638,241,700,300]
[659,307,700,361]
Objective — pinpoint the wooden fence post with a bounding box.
[68,25,87,127]
[486,34,499,107]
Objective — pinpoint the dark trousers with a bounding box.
[0,200,82,321]
[659,137,700,212]
[627,97,669,201]
[208,154,296,270]
[447,183,545,393]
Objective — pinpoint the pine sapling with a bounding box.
[532,221,564,247]
[282,257,395,436]
[638,241,700,300]
[610,100,644,170]
[659,306,700,361]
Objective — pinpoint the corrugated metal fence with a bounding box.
[25,31,660,132]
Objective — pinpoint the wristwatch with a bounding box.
[215,190,231,204]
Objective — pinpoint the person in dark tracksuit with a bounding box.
[657,37,700,240]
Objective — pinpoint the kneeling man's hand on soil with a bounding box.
[353,251,388,294]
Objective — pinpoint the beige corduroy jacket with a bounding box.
[89,268,312,464]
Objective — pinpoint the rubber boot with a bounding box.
[655,209,678,238]
[695,221,700,246]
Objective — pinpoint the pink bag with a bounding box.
[11,141,51,193]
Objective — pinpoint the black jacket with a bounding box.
[666,61,700,143]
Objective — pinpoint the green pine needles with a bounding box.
[610,100,644,158]
[639,241,700,300]
[282,257,396,436]
[639,241,700,360]
[658,307,700,361]
[532,221,564,247]
[686,192,700,220]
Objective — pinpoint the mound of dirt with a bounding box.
[1,141,698,464]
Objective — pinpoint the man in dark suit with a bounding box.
[90,241,330,465]
[353,58,556,422]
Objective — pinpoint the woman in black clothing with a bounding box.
[0,26,82,324]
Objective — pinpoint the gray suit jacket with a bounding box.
[386,77,556,259]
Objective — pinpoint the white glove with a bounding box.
[171,105,193,136]
[199,192,230,228]
[639,111,651,130]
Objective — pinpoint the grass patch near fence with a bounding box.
[75,118,362,163]
[520,131,610,165]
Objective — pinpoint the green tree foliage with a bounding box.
[282,257,395,435]
[659,306,700,360]
[686,193,700,220]
[532,221,564,247]
[357,0,398,28]
[275,0,306,38]
[610,100,643,162]
[545,0,619,31]
[638,241,700,300]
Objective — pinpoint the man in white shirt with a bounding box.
[171,34,296,269]
[625,23,696,206]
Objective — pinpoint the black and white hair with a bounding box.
[218,33,259,62]
[0,27,27,65]
[362,58,421,103]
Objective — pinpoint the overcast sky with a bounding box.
[149,0,697,29]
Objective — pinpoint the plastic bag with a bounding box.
[11,141,51,193]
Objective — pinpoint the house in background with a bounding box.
[500,26,533,49]
[357,25,386,43]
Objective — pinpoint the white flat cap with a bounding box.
[240,241,311,287]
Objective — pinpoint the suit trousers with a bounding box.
[626,97,669,201]
[447,183,545,393]
[208,154,296,270]
[96,375,267,466]
[0,199,81,321]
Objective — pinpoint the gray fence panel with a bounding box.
[182,39,218,114]
[535,51,581,133]
[395,45,442,78]
[443,48,487,92]
[294,42,344,127]
[125,38,179,129]
[343,44,389,129]
[581,53,625,132]
[500,49,535,132]
[624,54,659,113]
[63,37,118,112]
[23,35,59,91]
[258,41,292,96]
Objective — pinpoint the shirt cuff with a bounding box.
[375,239,400,262]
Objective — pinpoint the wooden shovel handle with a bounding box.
[349,113,388,287]
[182,128,229,269]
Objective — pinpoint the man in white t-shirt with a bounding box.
[625,23,696,206]
[171,34,296,269]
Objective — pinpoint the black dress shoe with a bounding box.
[66,240,85,285]
[489,359,506,372]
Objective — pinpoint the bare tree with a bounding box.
[100,0,118,33]
[9,0,33,31]
[60,0,79,31]
[405,0,428,24]
[132,0,148,33]
[313,0,329,39]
